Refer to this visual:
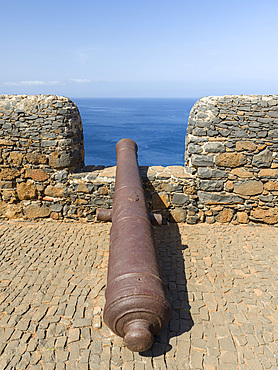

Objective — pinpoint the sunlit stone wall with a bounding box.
[185,95,278,224]
[0,94,277,224]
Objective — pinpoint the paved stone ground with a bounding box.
[0,220,277,370]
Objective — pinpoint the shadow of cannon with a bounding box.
[140,222,194,357]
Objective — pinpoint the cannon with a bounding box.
[100,138,170,352]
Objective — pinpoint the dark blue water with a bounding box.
[73,98,198,167]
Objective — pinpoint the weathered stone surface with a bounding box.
[215,208,234,223]
[191,155,214,167]
[25,169,49,181]
[199,180,223,191]
[77,184,91,193]
[264,180,278,192]
[24,204,51,219]
[1,189,17,201]
[99,166,117,178]
[251,207,278,224]
[224,180,234,192]
[215,153,246,168]
[183,183,196,195]
[231,168,254,178]
[26,152,48,164]
[198,191,244,205]
[170,208,187,222]
[237,211,249,224]
[9,152,24,165]
[188,143,202,154]
[156,171,171,180]
[49,151,73,169]
[234,180,263,196]
[236,141,256,151]
[17,181,37,200]
[172,193,189,205]
[44,185,67,198]
[0,168,20,180]
[252,149,273,168]
[5,204,23,219]
[258,169,278,178]
[50,211,59,220]
[197,168,228,179]
[204,142,225,153]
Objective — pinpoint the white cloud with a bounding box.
[69,79,92,83]
[3,80,60,86]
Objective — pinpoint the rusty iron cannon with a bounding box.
[98,138,170,352]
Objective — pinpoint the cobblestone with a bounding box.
[0,220,277,369]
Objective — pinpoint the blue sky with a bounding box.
[1,0,278,98]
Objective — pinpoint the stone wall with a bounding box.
[0,94,277,225]
[185,95,278,224]
[0,95,84,219]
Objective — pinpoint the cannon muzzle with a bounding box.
[103,139,170,352]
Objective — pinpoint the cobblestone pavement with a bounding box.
[0,220,277,370]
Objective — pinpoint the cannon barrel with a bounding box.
[103,138,170,352]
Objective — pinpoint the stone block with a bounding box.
[0,168,20,180]
[41,140,58,147]
[252,149,273,168]
[251,207,278,224]
[198,191,244,205]
[24,204,51,219]
[5,204,23,219]
[25,169,49,181]
[215,208,234,223]
[170,208,187,223]
[198,180,223,191]
[258,169,278,178]
[204,142,225,153]
[26,153,48,164]
[17,181,38,200]
[224,180,234,192]
[197,168,228,179]
[188,143,202,154]
[50,204,63,212]
[191,155,214,167]
[234,180,263,196]
[237,211,249,224]
[192,127,207,136]
[215,153,246,168]
[44,185,67,198]
[172,193,189,205]
[236,141,256,151]
[1,189,17,201]
[231,168,254,178]
[77,184,91,193]
[9,152,24,165]
[264,180,278,191]
[49,151,71,169]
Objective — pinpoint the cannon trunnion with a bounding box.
[103,139,170,352]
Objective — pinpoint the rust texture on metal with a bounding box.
[103,138,170,352]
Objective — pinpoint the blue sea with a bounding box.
[73,98,198,167]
